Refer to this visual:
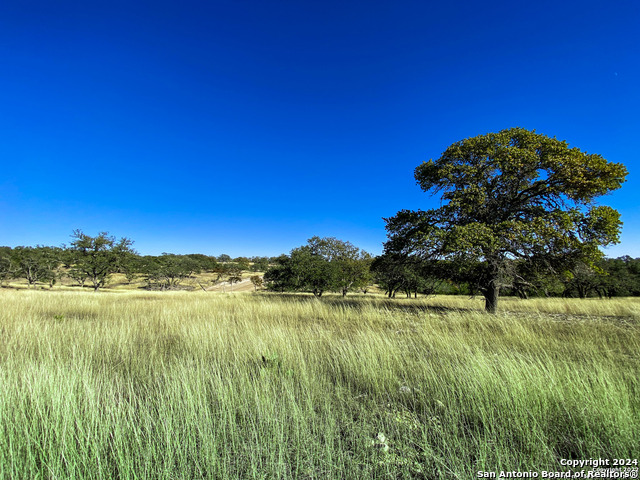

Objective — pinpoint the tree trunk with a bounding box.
[483,280,499,313]
[514,283,528,299]
[577,284,586,299]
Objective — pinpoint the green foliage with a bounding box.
[226,264,243,289]
[208,261,228,285]
[263,255,297,292]
[118,251,143,284]
[12,246,63,288]
[264,237,372,296]
[371,253,439,298]
[184,254,220,272]
[599,256,640,297]
[250,256,270,272]
[0,246,15,285]
[232,257,251,271]
[290,245,335,296]
[141,254,202,290]
[249,275,263,291]
[68,230,136,291]
[308,236,372,297]
[559,256,640,298]
[385,127,628,312]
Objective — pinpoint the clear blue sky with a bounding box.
[1,0,638,257]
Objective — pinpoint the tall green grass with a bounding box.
[0,290,638,478]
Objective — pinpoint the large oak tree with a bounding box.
[384,128,628,313]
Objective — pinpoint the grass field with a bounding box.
[0,289,638,479]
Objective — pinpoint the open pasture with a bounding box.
[0,290,638,479]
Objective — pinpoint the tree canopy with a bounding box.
[68,230,136,291]
[264,237,372,296]
[384,127,628,312]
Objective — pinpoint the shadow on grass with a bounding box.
[254,292,477,315]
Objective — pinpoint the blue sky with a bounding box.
[1,0,638,257]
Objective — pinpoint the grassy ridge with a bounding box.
[0,290,638,479]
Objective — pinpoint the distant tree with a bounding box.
[209,262,228,285]
[0,247,15,286]
[233,257,251,271]
[185,254,219,272]
[359,255,375,294]
[264,249,327,295]
[263,238,372,297]
[263,255,297,292]
[250,275,263,291]
[13,246,62,288]
[384,128,628,312]
[40,246,65,288]
[307,236,372,296]
[371,253,409,298]
[13,247,42,288]
[68,230,136,291]
[599,256,640,297]
[561,261,604,298]
[290,245,335,297]
[371,253,441,298]
[561,256,640,298]
[250,257,270,272]
[67,267,89,288]
[142,254,201,290]
[118,251,142,284]
[226,264,243,291]
[217,254,232,263]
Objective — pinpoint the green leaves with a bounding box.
[12,246,63,288]
[415,128,627,214]
[264,237,371,296]
[142,254,203,290]
[69,231,136,291]
[385,127,628,312]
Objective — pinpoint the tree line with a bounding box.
[370,253,640,299]
[263,236,373,297]
[264,126,634,308]
[1,230,638,299]
[0,128,634,311]
[0,230,275,291]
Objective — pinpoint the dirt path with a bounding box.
[206,278,256,293]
